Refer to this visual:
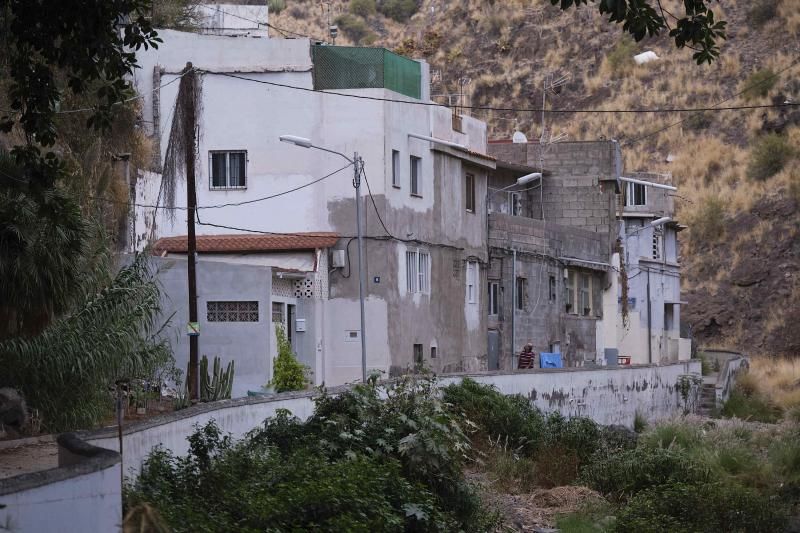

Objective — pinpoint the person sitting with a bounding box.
[518,342,536,369]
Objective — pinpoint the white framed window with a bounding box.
[652,227,663,260]
[466,261,478,304]
[510,192,522,216]
[465,173,476,213]
[410,155,421,196]
[271,302,285,323]
[580,273,592,316]
[405,249,430,294]
[207,301,259,322]
[625,182,647,206]
[391,149,400,188]
[488,281,499,315]
[210,150,247,189]
[565,270,577,314]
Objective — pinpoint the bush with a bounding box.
[722,384,783,423]
[335,13,373,43]
[684,111,713,131]
[640,421,703,450]
[741,68,777,101]
[377,0,419,22]
[270,325,307,392]
[747,133,795,181]
[579,447,710,500]
[267,0,286,15]
[749,1,778,27]
[615,482,787,533]
[606,37,637,74]
[689,195,727,242]
[349,0,376,17]
[633,411,648,434]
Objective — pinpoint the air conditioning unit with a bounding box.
[331,249,346,268]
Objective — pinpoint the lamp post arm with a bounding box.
[310,145,354,164]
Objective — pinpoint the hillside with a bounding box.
[269,0,800,357]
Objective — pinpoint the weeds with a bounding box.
[747,133,796,181]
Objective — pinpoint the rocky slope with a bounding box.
[270,0,800,356]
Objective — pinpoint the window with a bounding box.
[515,277,526,311]
[466,261,478,304]
[413,344,423,367]
[625,182,647,206]
[488,281,500,315]
[510,192,522,216]
[430,346,437,359]
[391,150,400,188]
[548,275,557,302]
[410,156,421,196]
[465,173,476,213]
[405,251,418,293]
[271,302,284,323]
[652,227,663,260]
[579,273,592,316]
[405,249,430,294]
[210,151,247,189]
[207,301,258,322]
[418,251,430,293]
[565,270,577,314]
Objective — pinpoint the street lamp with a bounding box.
[489,172,542,195]
[279,135,368,383]
[626,216,672,235]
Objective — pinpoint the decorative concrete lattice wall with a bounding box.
[271,278,295,298]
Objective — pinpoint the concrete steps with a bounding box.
[697,382,718,416]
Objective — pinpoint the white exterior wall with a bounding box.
[0,465,121,533]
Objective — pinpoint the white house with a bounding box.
[132,21,493,389]
[617,172,691,364]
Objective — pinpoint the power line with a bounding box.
[200,69,800,115]
[91,163,353,210]
[623,56,800,146]
[206,6,323,41]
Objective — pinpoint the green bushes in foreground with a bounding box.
[126,374,498,532]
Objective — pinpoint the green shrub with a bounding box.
[742,68,777,101]
[640,421,703,450]
[689,195,727,242]
[684,111,713,131]
[615,482,787,533]
[349,0,376,17]
[721,387,783,423]
[334,13,374,43]
[769,429,800,487]
[377,0,419,22]
[633,411,648,434]
[606,37,637,74]
[270,325,307,392]
[267,0,286,15]
[579,447,710,501]
[748,1,778,27]
[747,133,795,181]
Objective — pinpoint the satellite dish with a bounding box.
[512,131,528,144]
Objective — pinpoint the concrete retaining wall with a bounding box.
[0,434,121,533]
[85,361,700,479]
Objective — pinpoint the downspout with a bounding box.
[647,268,652,364]
[512,248,516,369]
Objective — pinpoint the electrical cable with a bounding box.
[623,56,800,146]
[207,6,325,41]
[200,69,800,115]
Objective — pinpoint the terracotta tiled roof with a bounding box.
[455,146,497,161]
[152,232,340,254]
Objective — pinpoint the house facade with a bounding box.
[486,140,622,370]
[132,25,492,387]
[617,172,691,364]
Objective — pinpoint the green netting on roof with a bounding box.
[312,45,421,99]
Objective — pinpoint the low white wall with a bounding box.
[0,466,120,533]
[85,361,700,480]
[442,360,701,426]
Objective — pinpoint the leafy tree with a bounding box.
[552,0,727,64]
[269,324,308,392]
[0,0,160,181]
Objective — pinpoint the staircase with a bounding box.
[697,381,718,417]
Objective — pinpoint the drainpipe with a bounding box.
[647,268,652,364]
[511,248,516,369]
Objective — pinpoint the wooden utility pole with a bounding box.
[184,62,199,401]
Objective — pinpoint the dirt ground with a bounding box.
[467,469,606,531]
[0,437,58,479]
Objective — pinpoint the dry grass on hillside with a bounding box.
[739,357,800,411]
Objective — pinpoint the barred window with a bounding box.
[207,301,259,322]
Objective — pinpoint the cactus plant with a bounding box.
[200,355,235,402]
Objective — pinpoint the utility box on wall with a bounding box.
[295,318,306,332]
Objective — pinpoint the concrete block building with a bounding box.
[131,19,493,390]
